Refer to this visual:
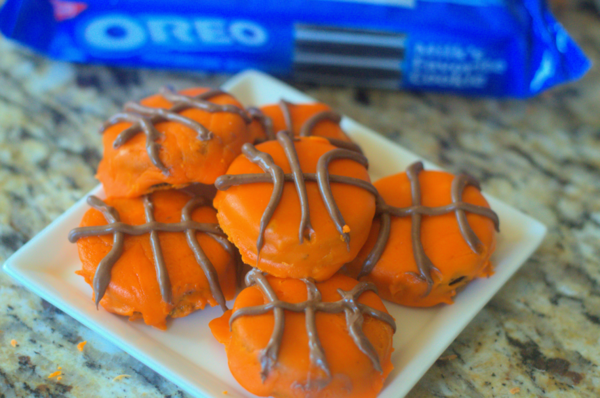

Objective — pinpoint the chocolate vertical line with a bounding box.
[241,143,285,261]
[304,279,330,379]
[279,99,294,132]
[405,162,436,294]
[277,131,313,242]
[182,197,228,312]
[143,195,172,305]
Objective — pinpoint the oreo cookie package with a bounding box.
[0,0,591,97]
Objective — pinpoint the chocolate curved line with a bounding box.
[277,131,313,242]
[101,87,247,175]
[323,137,363,154]
[357,211,391,279]
[248,107,276,140]
[229,269,396,384]
[215,141,373,260]
[299,111,341,137]
[269,100,362,153]
[316,148,370,249]
[244,269,285,382]
[106,112,169,174]
[358,161,500,296]
[160,87,252,124]
[69,195,234,311]
[86,196,123,309]
[405,162,437,294]
[304,280,329,378]
[241,143,285,261]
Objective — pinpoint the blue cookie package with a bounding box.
[0,0,591,97]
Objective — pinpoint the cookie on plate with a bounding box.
[210,270,395,398]
[214,132,376,281]
[346,161,499,307]
[96,87,252,198]
[70,189,239,330]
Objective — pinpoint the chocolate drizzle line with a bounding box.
[248,100,362,153]
[277,132,313,242]
[229,269,396,383]
[69,195,238,311]
[248,107,276,140]
[215,133,373,261]
[101,87,250,175]
[279,99,294,132]
[358,162,500,296]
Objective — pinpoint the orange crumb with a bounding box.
[113,375,131,381]
[510,387,520,394]
[10,339,17,347]
[342,225,351,233]
[222,391,228,395]
[57,376,62,381]
[48,371,62,379]
[438,354,457,361]
[57,366,62,370]
[77,341,87,351]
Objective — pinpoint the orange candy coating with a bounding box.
[213,137,376,281]
[209,274,394,398]
[97,88,251,198]
[75,190,237,330]
[346,170,497,307]
[250,102,353,143]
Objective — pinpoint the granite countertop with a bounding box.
[1,2,600,398]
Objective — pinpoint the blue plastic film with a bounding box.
[0,0,591,97]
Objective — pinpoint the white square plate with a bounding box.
[3,70,547,398]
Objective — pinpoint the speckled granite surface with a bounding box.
[1,2,599,397]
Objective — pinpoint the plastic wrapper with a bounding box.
[0,0,591,97]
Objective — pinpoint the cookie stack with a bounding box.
[69,86,499,398]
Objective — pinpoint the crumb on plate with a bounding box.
[77,341,87,351]
[48,371,62,379]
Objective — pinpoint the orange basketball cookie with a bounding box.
[247,100,361,152]
[213,132,377,281]
[69,190,239,330]
[346,161,500,307]
[210,270,395,398]
[96,87,252,198]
